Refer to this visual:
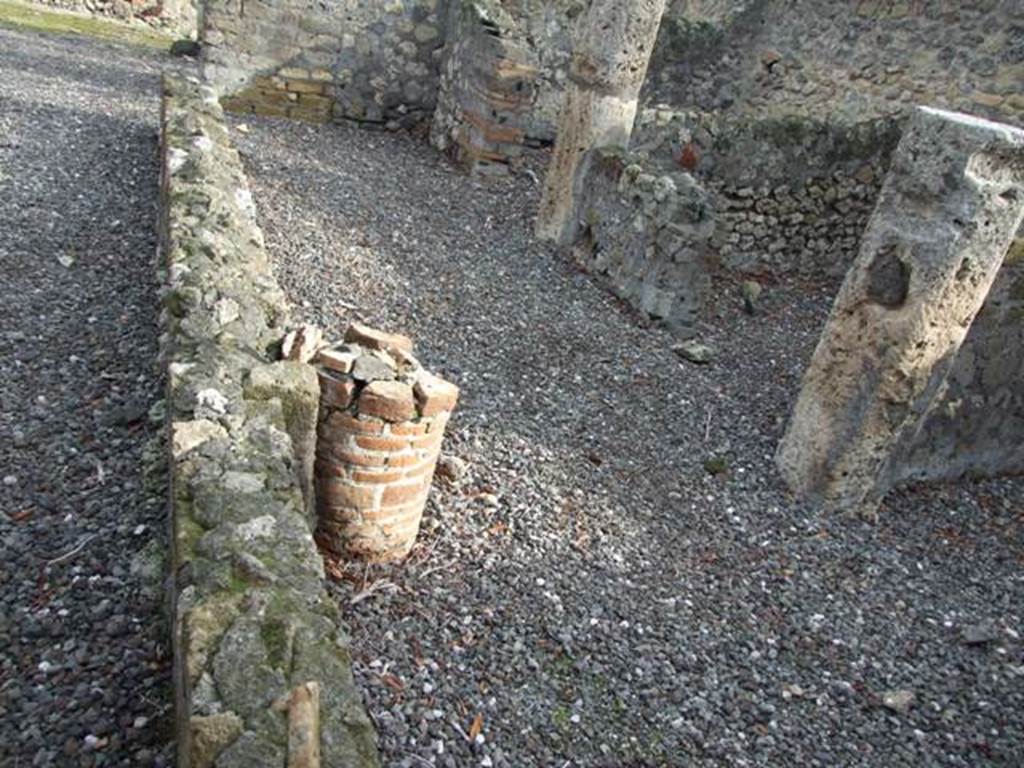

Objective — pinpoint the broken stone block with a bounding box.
[351,354,397,383]
[777,107,1024,514]
[281,323,324,363]
[344,321,413,356]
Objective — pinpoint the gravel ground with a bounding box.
[0,28,179,767]
[236,117,1024,767]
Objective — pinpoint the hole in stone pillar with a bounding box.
[866,245,910,308]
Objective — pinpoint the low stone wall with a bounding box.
[574,147,714,329]
[205,0,443,130]
[159,74,379,767]
[632,107,901,279]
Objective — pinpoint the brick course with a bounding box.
[313,324,459,562]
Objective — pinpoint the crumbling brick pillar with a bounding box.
[777,107,1024,514]
[313,324,459,562]
[535,0,668,245]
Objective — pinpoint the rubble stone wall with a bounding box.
[574,146,714,329]
[204,0,444,129]
[651,0,1024,128]
[159,74,379,768]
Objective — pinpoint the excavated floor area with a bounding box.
[0,27,177,767]
[236,116,1024,767]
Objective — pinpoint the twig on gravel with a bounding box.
[403,753,435,767]
[703,409,713,442]
[350,579,398,605]
[44,534,98,565]
[449,719,473,743]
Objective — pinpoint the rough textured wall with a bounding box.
[574,147,714,329]
[205,0,443,128]
[893,247,1024,484]
[29,0,196,35]
[651,0,1024,127]
[160,75,379,767]
[431,0,542,174]
[631,108,902,278]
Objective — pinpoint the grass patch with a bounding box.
[0,0,174,49]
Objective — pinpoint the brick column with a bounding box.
[313,324,459,563]
[777,108,1024,514]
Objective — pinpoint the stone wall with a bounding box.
[574,146,714,329]
[29,0,196,35]
[159,74,379,767]
[651,0,1024,128]
[431,0,542,174]
[205,0,443,129]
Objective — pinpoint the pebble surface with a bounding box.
[236,115,1024,767]
[0,28,176,767]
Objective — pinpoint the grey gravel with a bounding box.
[235,116,1024,765]
[0,27,179,767]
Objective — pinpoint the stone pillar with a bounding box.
[535,0,668,245]
[314,324,459,562]
[777,107,1024,514]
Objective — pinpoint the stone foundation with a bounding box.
[160,74,379,767]
[574,146,715,329]
[314,324,459,563]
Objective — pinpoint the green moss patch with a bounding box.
[0,0,174,49]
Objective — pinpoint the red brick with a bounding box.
[358,380,416,422]
[351,468,406,484]
[329,447,387,467]
[381,480,429,507]
[328,411,384,435]
[356,434,410,452]
[407,431,444,451]
[318,371,356,409]
[386,451,424,468]
[403,459,439,479]
[414,372,460,417]
[317,348,357,374]
[317,478,379,509]
[390,421,429,437]
[314,458,349,478]
[344,322,414,356]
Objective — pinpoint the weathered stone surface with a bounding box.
[191,712,244,768]
[777,107,1024,514]
[160,74,379,768]
[537,0,669,244]
[245,362,320,522]
[281,324,324,363]
[575,147,714,329]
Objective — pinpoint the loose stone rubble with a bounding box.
[159,74,378,767]
[314,324,459,562]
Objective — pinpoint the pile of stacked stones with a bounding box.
[313,323,459,563]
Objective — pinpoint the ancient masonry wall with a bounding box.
[28,0,196,35]
[574,146,714,328]
[205,0,444,129]
[159,75,379,767]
